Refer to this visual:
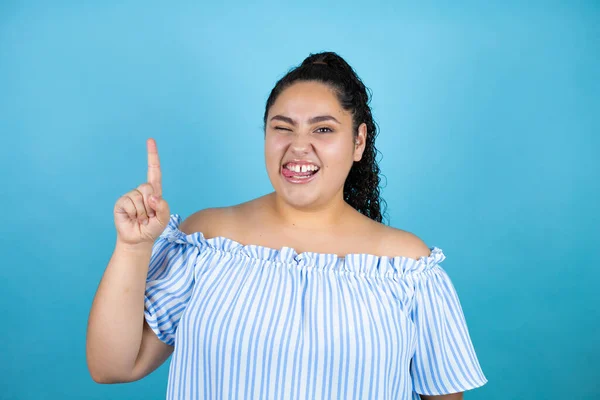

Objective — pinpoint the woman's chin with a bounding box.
[273,184,323,209]
[269,171,337,209]
[281,191,318,208]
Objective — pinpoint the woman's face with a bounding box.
[265,81,366,210]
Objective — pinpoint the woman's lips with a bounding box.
[281,165,319,184]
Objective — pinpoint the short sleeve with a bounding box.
[144,232,200,346]
[409,263,488,395]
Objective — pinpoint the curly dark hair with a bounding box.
[263,51,388,224]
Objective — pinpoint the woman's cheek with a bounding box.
[265,137,287,171]
[266,134,290,151]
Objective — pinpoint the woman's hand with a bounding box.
[113,138,170,246]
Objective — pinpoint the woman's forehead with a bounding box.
[269,82,351,121]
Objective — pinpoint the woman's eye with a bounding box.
[273,126,332,133]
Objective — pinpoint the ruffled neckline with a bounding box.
[160,214,446,278]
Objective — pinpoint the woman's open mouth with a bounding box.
[281,162,320,184]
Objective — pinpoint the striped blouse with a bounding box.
[144,214,488,399]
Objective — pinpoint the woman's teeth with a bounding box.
[281,163,320,181]
[285,164,319,173]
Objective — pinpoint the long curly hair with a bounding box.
[263,51,388,224]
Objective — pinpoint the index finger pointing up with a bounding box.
[147,138,162,197]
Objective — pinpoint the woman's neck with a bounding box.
[267,192,355,231]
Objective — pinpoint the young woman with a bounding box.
[87,52,488,399]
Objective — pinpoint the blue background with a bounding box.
[1,1,598,399]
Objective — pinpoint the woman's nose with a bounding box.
[290,132,312,153]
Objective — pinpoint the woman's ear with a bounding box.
[353,122,367,162]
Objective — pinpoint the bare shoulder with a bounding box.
[178,196,265,238]
[375,223,432,260]
[179,206,237,237]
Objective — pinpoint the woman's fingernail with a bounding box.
[142,218,149,225]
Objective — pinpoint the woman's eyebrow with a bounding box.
[270,115,341,125]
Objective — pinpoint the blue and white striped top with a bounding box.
[144,214,488,399]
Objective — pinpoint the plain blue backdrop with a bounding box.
[0,1,598,399]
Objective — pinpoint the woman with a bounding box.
[87,52,488,399]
